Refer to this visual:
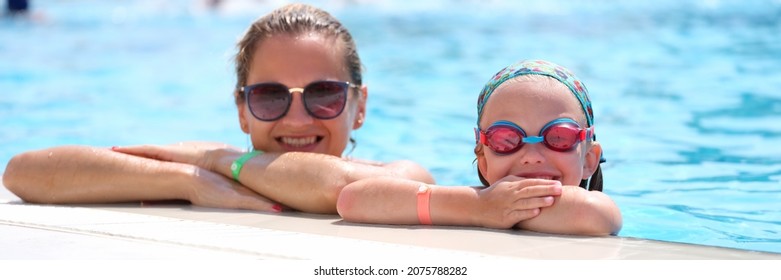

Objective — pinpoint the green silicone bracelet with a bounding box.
[230,150,262,181]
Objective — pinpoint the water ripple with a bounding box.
[666,205,781,226]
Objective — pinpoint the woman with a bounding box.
[2,4,434,214]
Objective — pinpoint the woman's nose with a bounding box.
[280,91,314,126]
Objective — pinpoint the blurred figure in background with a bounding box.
[5,0,29,16]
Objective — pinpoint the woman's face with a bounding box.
[238,34,366,157]
[476,79,600,186]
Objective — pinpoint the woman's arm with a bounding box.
[210,150,435,214]
[336,177,561,229]
[113,144,436,214]
[2,145,278,211]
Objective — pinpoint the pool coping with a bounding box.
[1,181,778,260]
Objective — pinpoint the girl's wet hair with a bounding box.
[233,3,363,104]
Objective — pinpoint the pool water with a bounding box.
[2,0,780,254]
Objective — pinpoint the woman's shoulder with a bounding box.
[382,160,435,184]
[343,157,384,166]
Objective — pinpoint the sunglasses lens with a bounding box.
[304,81,348,119]
[544,124,580,152]
[486,126,523,154]
[247,84,290,121]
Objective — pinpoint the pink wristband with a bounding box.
[416,184,432,225]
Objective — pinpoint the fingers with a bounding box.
[508,208,541,224]
[498,184,558,227]
[517,183,562,198]
[508,185,558,215]
[496,175,562,187]
[483,178,565,229]
[188,168,282,213]
[241,198,284,213]
[111,145,170,161]
[515,195,555,209]
[231,184,284,213]
[511,177,562,188]
[485,208,542,229]
[501,198,554,228]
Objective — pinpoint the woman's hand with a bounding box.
[114,143,282,212]
[473,176,562,229]
[184,165,283,212]
[112,141,238,171]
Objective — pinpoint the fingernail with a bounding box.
[111,146,119,151]
[272,204,283,213]
[544,196,554,204]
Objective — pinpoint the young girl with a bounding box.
[2,4,433,214]
[337,59,622,236]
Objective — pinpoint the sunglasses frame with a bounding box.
[241,80,360,121]
[476,118,593,155]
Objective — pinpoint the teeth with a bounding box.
[528,176,554,180]
[280,136,317,147]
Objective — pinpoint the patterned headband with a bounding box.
[476,59,594,128]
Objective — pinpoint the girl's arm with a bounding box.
[2,145,278,211]
[518,185,622,236]
[336,176,621,236]
[336,177,561,229]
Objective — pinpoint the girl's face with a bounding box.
[238,34,367,157]
[476,78,601,186]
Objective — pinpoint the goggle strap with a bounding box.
[579,126,595,141]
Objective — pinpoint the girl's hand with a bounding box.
[473,176,562,229]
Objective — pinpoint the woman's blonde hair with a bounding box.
[233,3,363,104]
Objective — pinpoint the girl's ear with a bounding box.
[352,85,368,130]
[582,141,602,179]
[477,152,489,182]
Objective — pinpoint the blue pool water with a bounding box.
[2,0,780,254]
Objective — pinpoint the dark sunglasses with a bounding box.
[476,118,594,154]
[241,80,359,121]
